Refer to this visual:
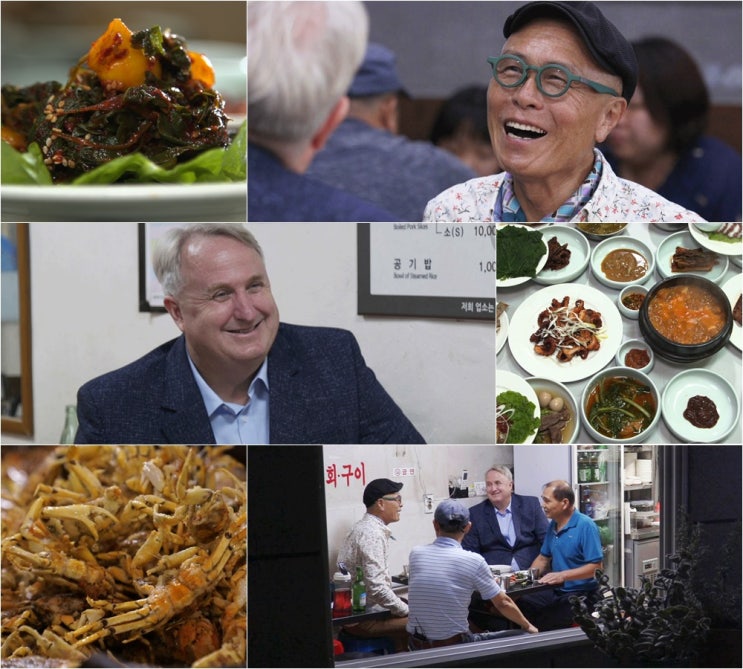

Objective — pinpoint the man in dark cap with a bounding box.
[407,499,537,650]
[307,42,476,221]
[424,1,706,222]
[336,478,409,651]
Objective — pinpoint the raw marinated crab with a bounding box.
[1,446,246,668]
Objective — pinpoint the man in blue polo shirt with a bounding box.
[521,480,603,630]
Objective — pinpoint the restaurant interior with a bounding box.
[249,444,741,667]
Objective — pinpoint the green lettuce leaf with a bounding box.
[1,120,246,185]
[1,141,53,184]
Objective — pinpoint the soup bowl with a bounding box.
[639,275,733,363]
[580,366,661,444]
[575,223,627,241]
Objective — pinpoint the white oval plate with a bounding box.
[496,224,549,288]
[662,369,740,443]
[688,223,743,257]
[489,564,513,574]
[1,181,247,222]
[655,230,728,283]
[721,274,743,351]
[496,310,509,355]
[507,283,623,382]
[590,235,655,289]
[533,225,590,285]
[496,370,540,444]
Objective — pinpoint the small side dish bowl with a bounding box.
[580,366,661,444]
[576,223,628,241]
[639,275,733,363]
[525,377,580,444]
[661,368,740,443]
[591,236,655,289]
[617,284,649,320]
[615,339,654,374]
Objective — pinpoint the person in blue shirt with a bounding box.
[604,37,741,222]
[407,499,537,650]
[306,43,476,221]
[519,480,603,631]
[248,1,396,222]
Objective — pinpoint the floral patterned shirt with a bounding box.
[423,149,707,223]
[337,513,408,617]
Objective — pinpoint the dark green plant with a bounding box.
[684,515,742,630]
[571,558,710,664]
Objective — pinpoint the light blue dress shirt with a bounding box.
[187,353,270,444]
[494,503,519,572]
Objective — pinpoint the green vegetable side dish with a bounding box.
[496,390,541,444]
[707,231,740,244]
[1,18,246,185]
[496,225,546,280]
[1,121,246,185]
[585,376,656,440]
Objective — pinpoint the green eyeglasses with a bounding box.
[488,54,621,98]
[382,495,402,503]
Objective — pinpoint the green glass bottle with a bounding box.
[352,566,366,613]
[59,405,78,444]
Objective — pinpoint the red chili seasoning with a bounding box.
[624,348,650,369]
[621,292,646,311]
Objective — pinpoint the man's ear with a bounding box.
[595,97,627,144]
[163,296,185,332]
[311,96,350,152]
[378,94,399,134]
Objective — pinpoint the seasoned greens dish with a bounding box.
[1,18,246,184]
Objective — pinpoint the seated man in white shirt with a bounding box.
[337,479,410,652]
[406,499,538,650]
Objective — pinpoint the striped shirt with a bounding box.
[407,536,500,640]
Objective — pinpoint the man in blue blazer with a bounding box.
[463,466,547,569]
[76,225,424,445]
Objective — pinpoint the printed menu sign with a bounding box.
[358,223,496,320]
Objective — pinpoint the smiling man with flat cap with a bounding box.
[424,1,706,222]
[336,478,409,651]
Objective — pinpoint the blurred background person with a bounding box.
[306,42,475,221]
[604,37,741,222]
[247,1,396,222]
[430,85,501,177]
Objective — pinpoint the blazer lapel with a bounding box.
[267,325,304,444]
[159,336,216,444]
[486,500,505,542]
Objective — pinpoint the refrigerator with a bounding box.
[622,445,660,588]
[512,444,623,586]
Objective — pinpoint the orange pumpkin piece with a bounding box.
[188,51,216,88]
[87,18,162,90]
[1,125,27,151]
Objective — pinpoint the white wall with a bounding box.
[6,222,494,444]
[324,444,512,579]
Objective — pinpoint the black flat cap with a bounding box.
[363,479,403,507]
[504,1,637,102]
